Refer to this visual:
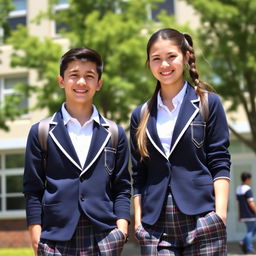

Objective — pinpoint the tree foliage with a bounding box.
[1,0,167,129]
[1,0,192,130]
[182,0,256,153]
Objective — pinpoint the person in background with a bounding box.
[23,47,131,256]
[130,28,231,255]
[237,172,256,254]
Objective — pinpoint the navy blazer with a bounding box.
[23,109,131,241]
[130,84,231,226]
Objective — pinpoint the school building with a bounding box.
[0,0,255,248]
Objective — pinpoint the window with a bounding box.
[54,0,69,35]
[0,0,27,43]
[7,0,27,31]
[0,152,25,214]
[0,76,28,111]
[149,0,175,20]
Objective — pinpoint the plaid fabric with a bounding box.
[135,193,227,256]
[38,214,125,256]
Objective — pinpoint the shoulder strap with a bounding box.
[38,117,51,170]
[199,91,209,122]
[38,117,51,151]
[105,118,119,150]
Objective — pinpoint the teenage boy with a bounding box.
[236,172,256,254]
[23,47,131,256]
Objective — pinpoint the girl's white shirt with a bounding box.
[156,82,187,156]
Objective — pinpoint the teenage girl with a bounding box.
[130,28,231,255]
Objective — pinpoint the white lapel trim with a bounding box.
[146,129,168,160]
[80,128,111,176]
[49,127,83,171]
[49,112,57,125]
[167,97,200,158]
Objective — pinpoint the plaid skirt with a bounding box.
[38,214,125,256]
[135,193,227,256]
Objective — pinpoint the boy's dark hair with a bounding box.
[241,172,252,182]
[60,47,103,79]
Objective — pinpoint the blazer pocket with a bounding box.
[104,147,117,175]
[191,121,206,148]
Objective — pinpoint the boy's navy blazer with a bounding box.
[130,83,231,226]
[23,110,131,241]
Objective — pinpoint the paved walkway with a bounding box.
[121,242,256,255]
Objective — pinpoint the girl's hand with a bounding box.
[134,221,142,231]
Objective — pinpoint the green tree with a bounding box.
[181,0,256,153]
[3,0,167,129]
[1,0,192,130]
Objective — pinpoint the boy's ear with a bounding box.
[96,78,103,91]
[57,75,64,88]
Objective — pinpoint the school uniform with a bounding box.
[23,104,131,255]
[130,82,231,255]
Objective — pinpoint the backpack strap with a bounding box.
[38,117,51,169]
[105,118,119,150]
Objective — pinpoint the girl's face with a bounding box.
[149,39,188,89]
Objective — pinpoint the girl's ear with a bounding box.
[57,75,64,88]
[185,51,190,65]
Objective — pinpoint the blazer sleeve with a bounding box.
[130,106,148,196]
[23,123,45,226]
[206,93,231,180]
[111,125,131,221]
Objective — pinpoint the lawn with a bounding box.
[0,248,33,256]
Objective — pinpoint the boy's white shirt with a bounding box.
[61,103,99,167]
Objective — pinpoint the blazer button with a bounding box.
[80,194,85,201]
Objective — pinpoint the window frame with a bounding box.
[7,0,27,31]
[52,0,69,37]
[0,150,26,218]
[0,75,29,112]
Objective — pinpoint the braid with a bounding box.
[183,33,213,93]
[183,33,200,88]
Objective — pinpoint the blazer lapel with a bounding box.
[49,111,82,171]
[80,118,110,176]
[168,84,199,157]
[146,102,167,160]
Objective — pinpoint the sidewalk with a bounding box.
[121,241,256,255]
[228,241,256,255]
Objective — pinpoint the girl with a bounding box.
[130,28,231,255]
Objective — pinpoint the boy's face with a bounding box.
[58,60,103,107]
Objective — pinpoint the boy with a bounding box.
[236,172,256,254]
[23,47,131,256]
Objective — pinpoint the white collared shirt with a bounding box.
[61,103,99,168]
[156,82,187,156]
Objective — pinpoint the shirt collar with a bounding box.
[157,81,188,110]
[61,103,100,126]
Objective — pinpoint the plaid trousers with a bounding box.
[38,215,125,256]
[135,193,227,256]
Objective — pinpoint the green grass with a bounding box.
[0,248,33,256]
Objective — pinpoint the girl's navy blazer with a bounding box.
[23,110,131,241]
[130,83,231,226]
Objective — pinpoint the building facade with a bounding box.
[0,0,255,248]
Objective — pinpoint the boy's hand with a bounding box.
[28,224,42,256]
